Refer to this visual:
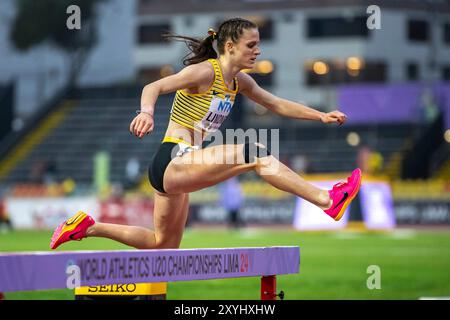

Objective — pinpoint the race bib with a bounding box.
[195,95,234,133]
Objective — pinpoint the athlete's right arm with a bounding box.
[130,63,213,138]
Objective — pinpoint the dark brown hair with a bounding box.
[163,17,258,66]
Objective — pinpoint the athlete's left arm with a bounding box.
[237,72,346,125]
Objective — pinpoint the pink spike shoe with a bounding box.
[50,211,95,249]
[324,168,362,221]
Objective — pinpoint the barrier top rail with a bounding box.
[0,246,300,292]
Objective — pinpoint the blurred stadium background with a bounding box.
[0,0,450,299]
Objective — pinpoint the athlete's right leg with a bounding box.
[164,144,331,209]
[163,143,361,221]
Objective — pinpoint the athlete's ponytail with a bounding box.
[162,31,217,66]
[163,17,257,66]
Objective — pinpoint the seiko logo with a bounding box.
[88,284,137,293]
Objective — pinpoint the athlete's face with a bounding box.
[228,28,261,69]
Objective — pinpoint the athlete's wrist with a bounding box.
[318,111,326,122]
[136,109,154,117]
[139,106,154,116]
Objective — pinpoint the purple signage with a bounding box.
[338,82,450,127]
[0,247,300,292]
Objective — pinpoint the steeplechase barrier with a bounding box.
[0,246,300,300]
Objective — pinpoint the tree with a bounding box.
[9,0,107,86]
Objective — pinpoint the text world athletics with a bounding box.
[77,253,241,281]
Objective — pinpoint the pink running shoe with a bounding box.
[324,168,362,221]
[50,211,95,249]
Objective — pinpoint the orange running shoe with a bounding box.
[324,168,362,221]
[50,211,95,249]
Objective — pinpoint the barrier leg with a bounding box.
[261,275,277,300]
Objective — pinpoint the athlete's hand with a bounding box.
[130,112,154,138]
[320,110,347,125]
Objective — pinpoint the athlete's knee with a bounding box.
[155,241,180,249]
[154,234,180,249]
[242,142,271,164]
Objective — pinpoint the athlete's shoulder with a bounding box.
[182,60,215,81]
[184,60,215,74]
[236,71,253,81]
[236,71,257,93]
[175,61,215,88]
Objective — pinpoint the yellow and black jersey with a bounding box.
[169,58,238,133]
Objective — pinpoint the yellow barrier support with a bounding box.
[75,282,167,300]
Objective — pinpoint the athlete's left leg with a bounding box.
[86,192,189,249]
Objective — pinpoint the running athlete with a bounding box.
[51,18,362,250]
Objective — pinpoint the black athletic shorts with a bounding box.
[148,142,179,193]
[148,141,199,193]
